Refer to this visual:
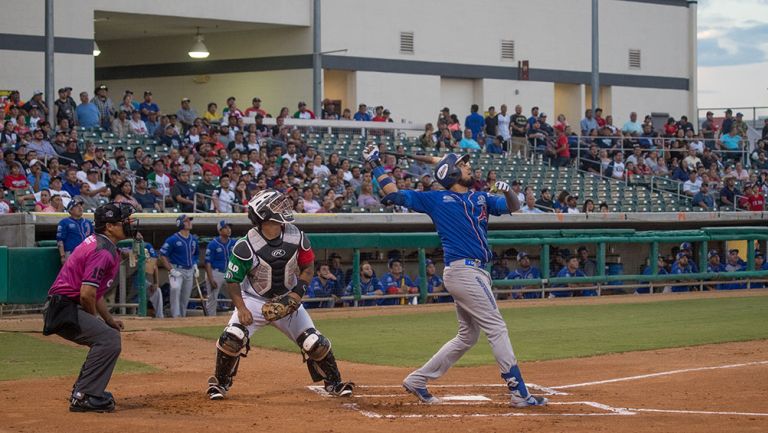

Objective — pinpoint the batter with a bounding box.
[363,145,547,407]
[206,189,354,400]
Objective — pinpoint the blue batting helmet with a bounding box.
[434,153,470,189]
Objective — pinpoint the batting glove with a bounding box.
[495,181,511,192]
[362,144,380,164]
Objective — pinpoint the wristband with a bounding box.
[372,165,387,179]
[292,279,309,298]
[378,176,394,188]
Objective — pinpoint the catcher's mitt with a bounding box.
[262,295,300,322]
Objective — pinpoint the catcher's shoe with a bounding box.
[207,376,228,400]
[69,393,116,413]
[325,381,355,397]
[402,381,441,405]
[510,391,548,408]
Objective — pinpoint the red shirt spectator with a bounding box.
[3,166,29,191]
[556,134,570,158]
[746,191,765,211]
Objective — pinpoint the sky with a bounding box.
[697,0,768,111]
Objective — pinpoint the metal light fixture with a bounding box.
[93,41,101,56]
[188,27,209,59]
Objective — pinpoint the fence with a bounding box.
[4,227,768,315]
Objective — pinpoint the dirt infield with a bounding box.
[1,294,767,433]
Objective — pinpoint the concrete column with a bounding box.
[688,1,698,121]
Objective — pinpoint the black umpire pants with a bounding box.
[63,308,122,398]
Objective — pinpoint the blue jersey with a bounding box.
[56,216,94,253]
[345,277,383,296]
[753,262,768,288]
[721,261,747,290]
[205,236,236,273]
[637,265,669,294]
[670,261,694,292]
[552,267,587,297]
[160,232,199,268]
[146,243,158,259]
[706,263,727,290]
[399,190,508,264]
[380,272,416,306]
[308,277,338,298]
[507,266,541,299]
[415,274,444,293]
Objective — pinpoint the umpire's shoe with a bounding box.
[402,381,441,405]
[325,381,355,397]
[207,376,228,400]
[69,393,116,413]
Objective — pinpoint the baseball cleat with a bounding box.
[207,376,227,400]
[402,381,441,405]
[510,392,548,408]
[69,394,116,413]
[325,381,355,397]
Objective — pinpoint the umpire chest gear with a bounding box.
[234,224,309,298]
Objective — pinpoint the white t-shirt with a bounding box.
[611,162,625,179]
[683,179,702,194]
[85,179,107,192]
[689,140,704,154]
[129,119,148,135]
[151,173,171,197]
[282,153,298,164]
[303,198,321,213]
[497,114,511,139]
[313,164,331,179]
[214,187,236,213]
[567,207,581,214]
[0,200,10,214]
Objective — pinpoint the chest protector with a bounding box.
[241,224,303,298]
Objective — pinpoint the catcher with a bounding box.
[206,189,355,400]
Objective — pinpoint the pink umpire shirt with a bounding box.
[49,234,120,301]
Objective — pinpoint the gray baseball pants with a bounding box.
[67,307,121,398]
[405,262,517,387]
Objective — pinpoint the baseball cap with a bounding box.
[517,251,529,261]
[181,97,191,102]
[383,109,391,114]
[58,88,66,93]
[28,159,42,167]
[676,252,687,260]
[577,246,588,253]
[124,89,133,95]
[66,197,84,211]
[144,90,152,95]
[756,252,764,259]
[707,250,720,259]
[33,89,43,96]
[425,258,433,266]
[680,242,692,251]
[729,248,739,255]
[736,112,744,117]
[217,220,231,231]
[97,84,108,90]
[175,214,193,229]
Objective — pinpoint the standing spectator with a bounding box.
[244,97,267,118]
[353,104,371,121]
[159,214,199,318]
[23,90,48,117]
[580,109,598,136]
[380,258,418,305]
[510,105,528,157]
[621,112,642,136]
[734,113,748,138]
[138,91,159,122]
[464,104,484,140]
[91,85,114,130]
[176,98,197,133]
[551,255,588,298]
[54,88,75,126]
[700,111,719,145]
[552,125,570,167]
[507,251,542,299]
[204,220,236,316]
[74,91,97,128]
[496,104,512,151]
[577,246,597,277]
[345,261,383,306]
[484,106,498,138]
[56,198,93,264]
[307,263,340,308]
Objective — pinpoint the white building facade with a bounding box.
[1,0,696,127]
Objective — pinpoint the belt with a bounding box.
[447,259,486,269]
[173,264,193,270]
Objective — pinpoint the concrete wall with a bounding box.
[610,86,690,126]
[354,72,440,125]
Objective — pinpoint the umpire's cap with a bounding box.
[434,153,470,190]
[94,202,133,230]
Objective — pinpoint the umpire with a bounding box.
[43,202,136,412]
[56,197,94,264]
[204,220,236,316]
[159,214,199,317]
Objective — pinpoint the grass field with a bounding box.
[174,296,768,367]
[0,333,156,381]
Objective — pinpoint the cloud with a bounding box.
[698,23,768,66]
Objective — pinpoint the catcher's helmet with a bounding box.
[434,153,470,190]
[247,189,295,226]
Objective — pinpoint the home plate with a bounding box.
[441,395,492,402]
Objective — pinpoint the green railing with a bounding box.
[8,227,768,313]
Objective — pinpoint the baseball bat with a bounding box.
[195,276,209,317]
[382,151,442,165]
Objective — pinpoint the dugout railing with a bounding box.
[3,227,768,315]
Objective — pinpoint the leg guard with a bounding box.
[213,324,250,389]
[297,328,354,396]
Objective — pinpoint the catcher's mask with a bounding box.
[247,189,295,226]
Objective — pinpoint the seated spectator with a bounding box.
[520,193,543,213]
[507,251,542,299]
[458,128,481,150]
[752,252,768,289]
[327,253,346,287]
[357,182,378,208]
[33,189,56,212]
[637,255,670,294]
[577,246,597,276]
[111,110,130,138]
[683,172,702,197]
[380,258,417,305]
[128,110,148,135]
[606,152,625,180]
[307,263,340,308]
[551,255,589,298]
[692,181,715,210]
[743,183,765,211]
[345,261,384,306]
[719,176,740,210]
[416,259,449,303]
[133,177,158,211]
[486,135,504,154]
[669,252,694,292]
[26,159,50,192]
[720,249,747,290]
[565,194,580,214]
[717,128,742,162]
[535,187,554,212]
[705,250,727,291]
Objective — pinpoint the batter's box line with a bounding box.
[342,401,636,419]
[341,383,568,396]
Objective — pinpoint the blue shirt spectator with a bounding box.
[307,265,340,308]
[138,100,160,122]
[507,254,541,299]
[76,97,100,129]
[580,112,598,135]
[552,257,588,297]
[752,254,767,288]
[380,259,417,305]
[637,258,669,294]
[692,188,715,210]
[353,106,371,121]
[670,253,694,292]
[464,106,485,139]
